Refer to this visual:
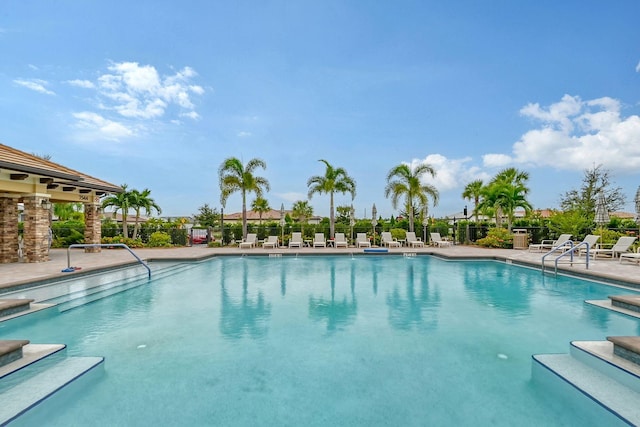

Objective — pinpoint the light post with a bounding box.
[464,205,469,244]
[280,203,285,246]
[423,205,428,243]
[349,204,355,244]
[371,203,377,247]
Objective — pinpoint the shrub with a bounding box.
[390,228,406,240]
[148,231,172,247]
[101,236,145,248]
[476,228,513,248]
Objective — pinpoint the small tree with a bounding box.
[193,204,220,227]
[560,164,625,221]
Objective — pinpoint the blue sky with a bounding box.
[2,1,640,219]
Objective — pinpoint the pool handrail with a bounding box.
[541,241,591,276]
[67,243,151,279]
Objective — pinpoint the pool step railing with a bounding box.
[541,241,591,276]
[67,243,151,279]
[532,340,640,425]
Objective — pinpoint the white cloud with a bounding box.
[277,192,307,203]
[636,61,640,73]
[237,131,252,137]
[94,61,204,119]
[407,155,490,191]
[13,78,55,95]
[482,154,512,168]
[28,64,39,71]
[67,79,95,89]
[510,95,640,172]
[72,112,135,141]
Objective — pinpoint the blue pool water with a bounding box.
[2,256,640,426]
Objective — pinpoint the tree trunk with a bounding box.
[242,190,247,239]
[329,192,335,238]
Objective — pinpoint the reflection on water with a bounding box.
[219,260,272,339]
[386,261,440,331]
[463,264,533,317]
[308,261,357,333]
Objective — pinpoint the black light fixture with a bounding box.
[41,199,52,210]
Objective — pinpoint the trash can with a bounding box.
[512,229,528,250]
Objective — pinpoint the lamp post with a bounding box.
[464,205,469,244]
[349,204,355,244]
[280,203,285,246]
[423,205,428,243]
[371,203,377,247]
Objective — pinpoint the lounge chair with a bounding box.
[313,233,326,248]
[239,233,257,249]
[262,236,279,249]
[406,232,424,248]
[356,233,371,248]
[620,247,640,264]
[334,232,348,248]
[590,236,636,259]
[289,232,303,248]
[528,234,572,252]
[381,232,400,248]
[430,232,451,248]
[576,234,600,257]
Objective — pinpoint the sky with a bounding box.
[1,1,640,219]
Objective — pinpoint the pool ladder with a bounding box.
[67,243,151,279]
[541,241,590,276]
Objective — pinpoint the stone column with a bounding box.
[84,203,102,253]
[0,196,20,263]
[22,194,51,263]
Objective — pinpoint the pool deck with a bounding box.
[1,244,640,291]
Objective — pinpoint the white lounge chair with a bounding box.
[381,232,400,248]
[590,236,636,259]
[430,232,451,248]
[262,235,279,249]
[528,234,572,252]
[406,232,424,248]
[334,232,348,248]
[576,234,600,257]
[620,247,640,264]
[289,232,303,248]
[239,233,257,249]
[313,233,326,248]
[356,233,371,248]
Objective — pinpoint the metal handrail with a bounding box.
[541,241,591,276]
[67,243,151,279]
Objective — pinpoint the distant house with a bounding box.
[223,209,290,223]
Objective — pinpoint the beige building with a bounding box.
[0,143,121,263]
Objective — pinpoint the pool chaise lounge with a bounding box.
[528,234,572,252]
[262,236,279,249]
[406,232,424,248]
[590,236,636,259]
[313,233,326,248]
[381,232,400,248]
[355,233,371,248]
[239,234,258,249]
[430,232,451,248]
[289,232,303,248]
[333,233,348,248]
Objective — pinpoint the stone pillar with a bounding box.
[22,195,51,263]
[0,196,20,263]
[84,203,102,253]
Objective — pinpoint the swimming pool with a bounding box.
[2,255,639,426]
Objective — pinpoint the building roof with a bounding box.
[223,209,290,221]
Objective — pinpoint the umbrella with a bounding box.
[594,192,609,226]
[280,203,285,243]
[634,186,640,224]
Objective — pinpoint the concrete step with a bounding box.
[532,341,640,426]
[0,356,103,425]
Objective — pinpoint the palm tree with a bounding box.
[307,159,356,238]
[219,157,270,239]
[101,184,132,237]
[53,203,83,221]
[462,179,483,223]
[384,163,439,232]
[477,168,531,229]
[251,197,271,225]
[130,188,162,239]
[291,200,313,233]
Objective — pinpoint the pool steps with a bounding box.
[532,340,640,425]
[0,347,103,426]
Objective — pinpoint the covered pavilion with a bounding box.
[0,143,121,263]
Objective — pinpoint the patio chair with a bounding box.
[590,236,636,259]
[406,232,424,248]
[381,232,400,248]
[239,233,257,249]
[262,236,279,249]
[334,232,348,248]
[356,233,371,248]
[576,234,600,257]
[289,232,303,248]
[430,232,452,248]
[528,234,572,252]
[313,233,326,248]
[620,247,640,264]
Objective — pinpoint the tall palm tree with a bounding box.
[477,168,531,229]
[130,188,162,239]
[101,184,132,237]
[219,157,270,239]
[291,200,313,233]
[307,160,356,238]
[251,197,270,225]
[384,163,439,232]
[462,179,483,223]
[53,203,83,221]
